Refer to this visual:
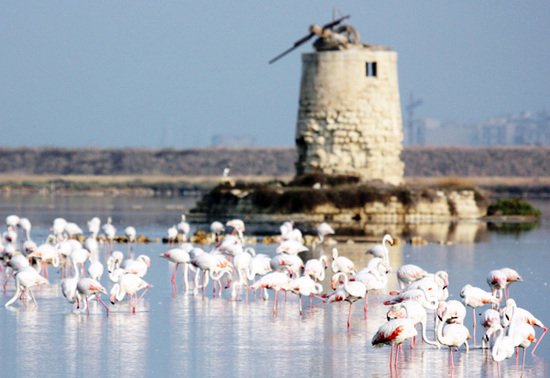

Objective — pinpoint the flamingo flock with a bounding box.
[0,213,547,373]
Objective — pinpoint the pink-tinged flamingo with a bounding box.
[250,271,291,316]
[27,243,60,279]
[386,300,439,348]
[396,264,428,289]
[481,309,502,349]
[460,284,500,345]
[160,244,193,293]
[499,267,522,299]
[77,277,109,315]
[372,318,417,367]
[500,298,547,355]
[4,267,49,308]
[436,307,470,368]
[327,272,366,329]
[110,273,151,313]
[286,275,323,315]
[486,269,508,303]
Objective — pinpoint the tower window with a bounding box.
[366,62,377,77]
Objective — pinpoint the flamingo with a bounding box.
[367,234,394,265]
[4,267,49,308]
[191,249,232,297]
[176,215,190,242]
[3,253,30,292]
[107,250,124,274]
[76,277,109,315]
[166,226,178,245]
[372,318,418,366]
[64,222,83,239]
[124,226,137,252]
[5,214,20,230]
[499,267,522,298]
[87,217,101,237]
[327,272,366,328]
[385,289,438,311]
[500,298,547,355]
[209,221,225,244]
[396,264,428,289]
[512,321,537,373]
[386,300,439,348]
[436,307,470,368]
[102,217,116,252]
[355,258,391,317]
[460,284,500,345]
[70,248,90,277]
[437,300,467,325]
[27,243,60,279]
[304,255,329,283]
[109,273,151,313]
[286,275,323,315]
[87,259,104,282]
[481,309,502,349]
[491,327,516,363]
[486,269,508,302]
[279,221,294,240]
[250,271,291,316]
[226,219,245,242]
[18,217,32,242]
[160,244,193,293]
[52,217,67,242]
[275,239,308,255]
[122,254,150,277]
[316,222,334,244]
[331,248,356,276]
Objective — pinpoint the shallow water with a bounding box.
[0,194,549,377]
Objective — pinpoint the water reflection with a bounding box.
[107,312,149,376]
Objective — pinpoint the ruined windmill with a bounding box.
[270,15,404,185]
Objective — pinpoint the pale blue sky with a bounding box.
[1,2,549,148]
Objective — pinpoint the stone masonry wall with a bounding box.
[295,46,404,185]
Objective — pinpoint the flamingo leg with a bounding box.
[449,347,454,368]
[138,285,151,301]
[183,264,189,293]
[273,289,279,317]
[472,308,477,346]
[347,302,353,329]
[522,347,526,374]
[363,294,368,320]
[28,289,38,306]
[532,327,547,355]
[299,294,303,316]
[96,294,110,316]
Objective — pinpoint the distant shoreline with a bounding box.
[1,174,549,198]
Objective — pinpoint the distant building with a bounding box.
[406,111,550,146]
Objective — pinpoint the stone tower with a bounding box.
[295,30,404,185]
